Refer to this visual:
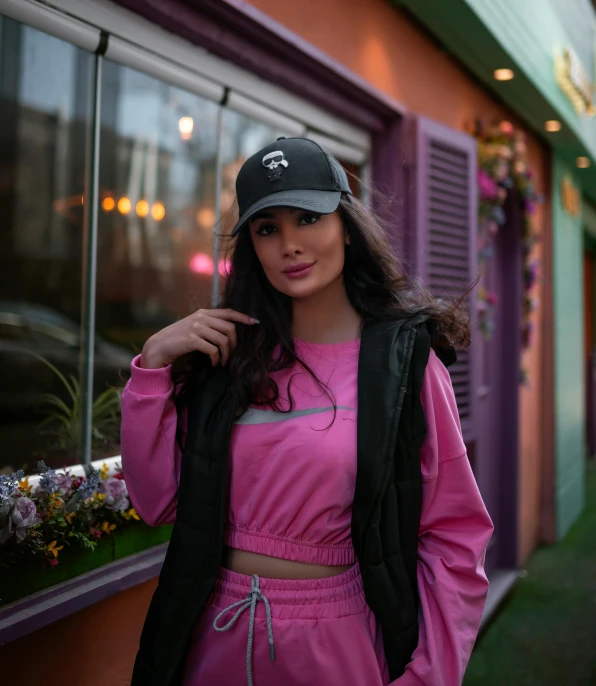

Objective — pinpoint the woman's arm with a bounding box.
[392,350,494,686]
[120,354,184,526]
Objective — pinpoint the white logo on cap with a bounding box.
[262,150,289,182]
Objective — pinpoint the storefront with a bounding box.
[0,0,559,680]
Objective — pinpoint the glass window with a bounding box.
[0,18,92,473]
[220,110,289,228]
[94,62,222,457]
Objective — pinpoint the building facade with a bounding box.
[0,0,593,682]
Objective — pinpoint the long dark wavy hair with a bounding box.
[171,193,470,418]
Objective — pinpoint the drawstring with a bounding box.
[213,574,275,686]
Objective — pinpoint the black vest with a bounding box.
[132,316,436,685]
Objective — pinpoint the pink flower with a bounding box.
[99,477,129,512]
[478,169,499,200]
[500,121,514,135]
[52,472,73,496]
[514,160,526,174]
[0,496,41,544]
[486,292,498,306]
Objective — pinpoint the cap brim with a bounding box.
[231,189,342,237]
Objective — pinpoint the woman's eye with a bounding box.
[255,224,277,236]
[300,214,320,225]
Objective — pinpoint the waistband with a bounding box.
[209,562,366,620]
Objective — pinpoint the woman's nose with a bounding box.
[280,227,303,256]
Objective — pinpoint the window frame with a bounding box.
[0,0,372,469]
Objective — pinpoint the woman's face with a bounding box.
[248,207,347,300]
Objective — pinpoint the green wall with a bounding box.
[553,156,587,539]
[395,0,596,203]
[462,0,596,159]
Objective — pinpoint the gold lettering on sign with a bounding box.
[555,47,595,116]
[561,176,581,217]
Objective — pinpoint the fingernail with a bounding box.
[249,317,260,324]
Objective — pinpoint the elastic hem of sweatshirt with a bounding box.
[128,354,174,396]
[225,526,356,566]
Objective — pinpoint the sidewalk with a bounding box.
[464,460,596,686]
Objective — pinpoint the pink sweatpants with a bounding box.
[182,562,390,685]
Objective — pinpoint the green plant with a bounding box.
[36,356,121,454]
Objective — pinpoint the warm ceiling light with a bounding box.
[151,202,166,221]
[102,197,115,212]
[179,116,194,140]
[117,197,132,214]
[576,157,591,168]
[494,68,514,81]
[545,120,562,132]
[136,199,149,217]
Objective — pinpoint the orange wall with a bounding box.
[249,0,548,562]
[0,579,157,685]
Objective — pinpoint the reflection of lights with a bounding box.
[196,207,216,230]
[102,197,115,212]
[577,156,591,168]
[218,258,232,278]
[190,253,214,275]
[81,196,85,205]
[118,197,132,214]
[151,202,166,221]
[179,116,194,140]
[53,194,86,212]
[136,200,149,217]
[494,68,514,81]
[545,120,562,132]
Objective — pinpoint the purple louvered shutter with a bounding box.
[403,115,479,442]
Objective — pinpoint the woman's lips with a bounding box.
[282,262,314,279]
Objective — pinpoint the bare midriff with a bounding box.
[223,547,353,580]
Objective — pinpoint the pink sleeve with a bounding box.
[392,350,494,686]
[120,354,184,526]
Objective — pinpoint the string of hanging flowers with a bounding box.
[472,119,542,383]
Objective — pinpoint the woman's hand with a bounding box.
[140,309,258,369]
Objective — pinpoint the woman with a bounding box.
[121,137,494,686]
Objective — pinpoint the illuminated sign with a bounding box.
[554,47,595,116]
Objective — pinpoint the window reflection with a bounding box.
[0,19,92,473]
[220,111,288,233]
[95,63,221,455]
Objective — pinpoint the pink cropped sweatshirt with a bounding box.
[120,338,494,686]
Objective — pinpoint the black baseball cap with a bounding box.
[230,137,352,237]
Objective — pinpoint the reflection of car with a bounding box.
[0,300,134,417]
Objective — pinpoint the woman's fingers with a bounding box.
[193,323,231,365]
[208,308,258,326]
[201,315,238,352]
[192,337,222,367]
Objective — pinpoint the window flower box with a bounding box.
[0,458,172,608]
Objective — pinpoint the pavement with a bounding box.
[464,459,596,686]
